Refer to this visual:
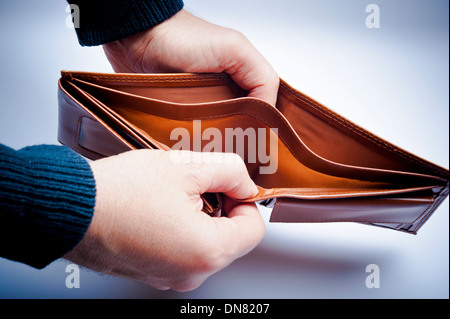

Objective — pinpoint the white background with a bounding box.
[0,0,448,298]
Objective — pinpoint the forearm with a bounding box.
[0,144,96,269]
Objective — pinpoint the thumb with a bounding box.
[180,151,258,200]
[182,151,265,259]
[222,34,280,106]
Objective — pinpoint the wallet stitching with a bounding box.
[280,82,444,176]
[67,74,230,85]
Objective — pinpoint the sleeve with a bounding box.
[0,144,96,269]
[66,0,184,46]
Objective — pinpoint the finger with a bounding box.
[222,35,280,106]
[181,151,258,200]
[228,63,279,106]
[246,73,280,107]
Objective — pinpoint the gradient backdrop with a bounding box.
[0,0,448,299]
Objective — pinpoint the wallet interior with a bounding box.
[59,72,446,203]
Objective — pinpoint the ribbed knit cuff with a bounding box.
[67,0,184,46]
[0,144,96,269]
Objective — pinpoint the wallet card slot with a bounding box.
[63,80,156,151]
[58,79,136,158]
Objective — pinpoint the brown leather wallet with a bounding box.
[57,71,449,234]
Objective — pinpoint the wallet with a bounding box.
[57,71,449,234]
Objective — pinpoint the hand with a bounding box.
[64,150,265,291]
[103,9,279,106]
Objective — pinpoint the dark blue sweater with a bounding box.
[0,0,184,269]
[67,0,184,46]
[0,144,96,269]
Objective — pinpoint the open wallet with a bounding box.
[57,71,449,234]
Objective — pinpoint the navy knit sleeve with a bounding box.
[67,0,184,46]
[0,144,96,269]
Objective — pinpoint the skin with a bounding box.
[64,9,278,292]
[65,151,265,291]
[103,9,279,106]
